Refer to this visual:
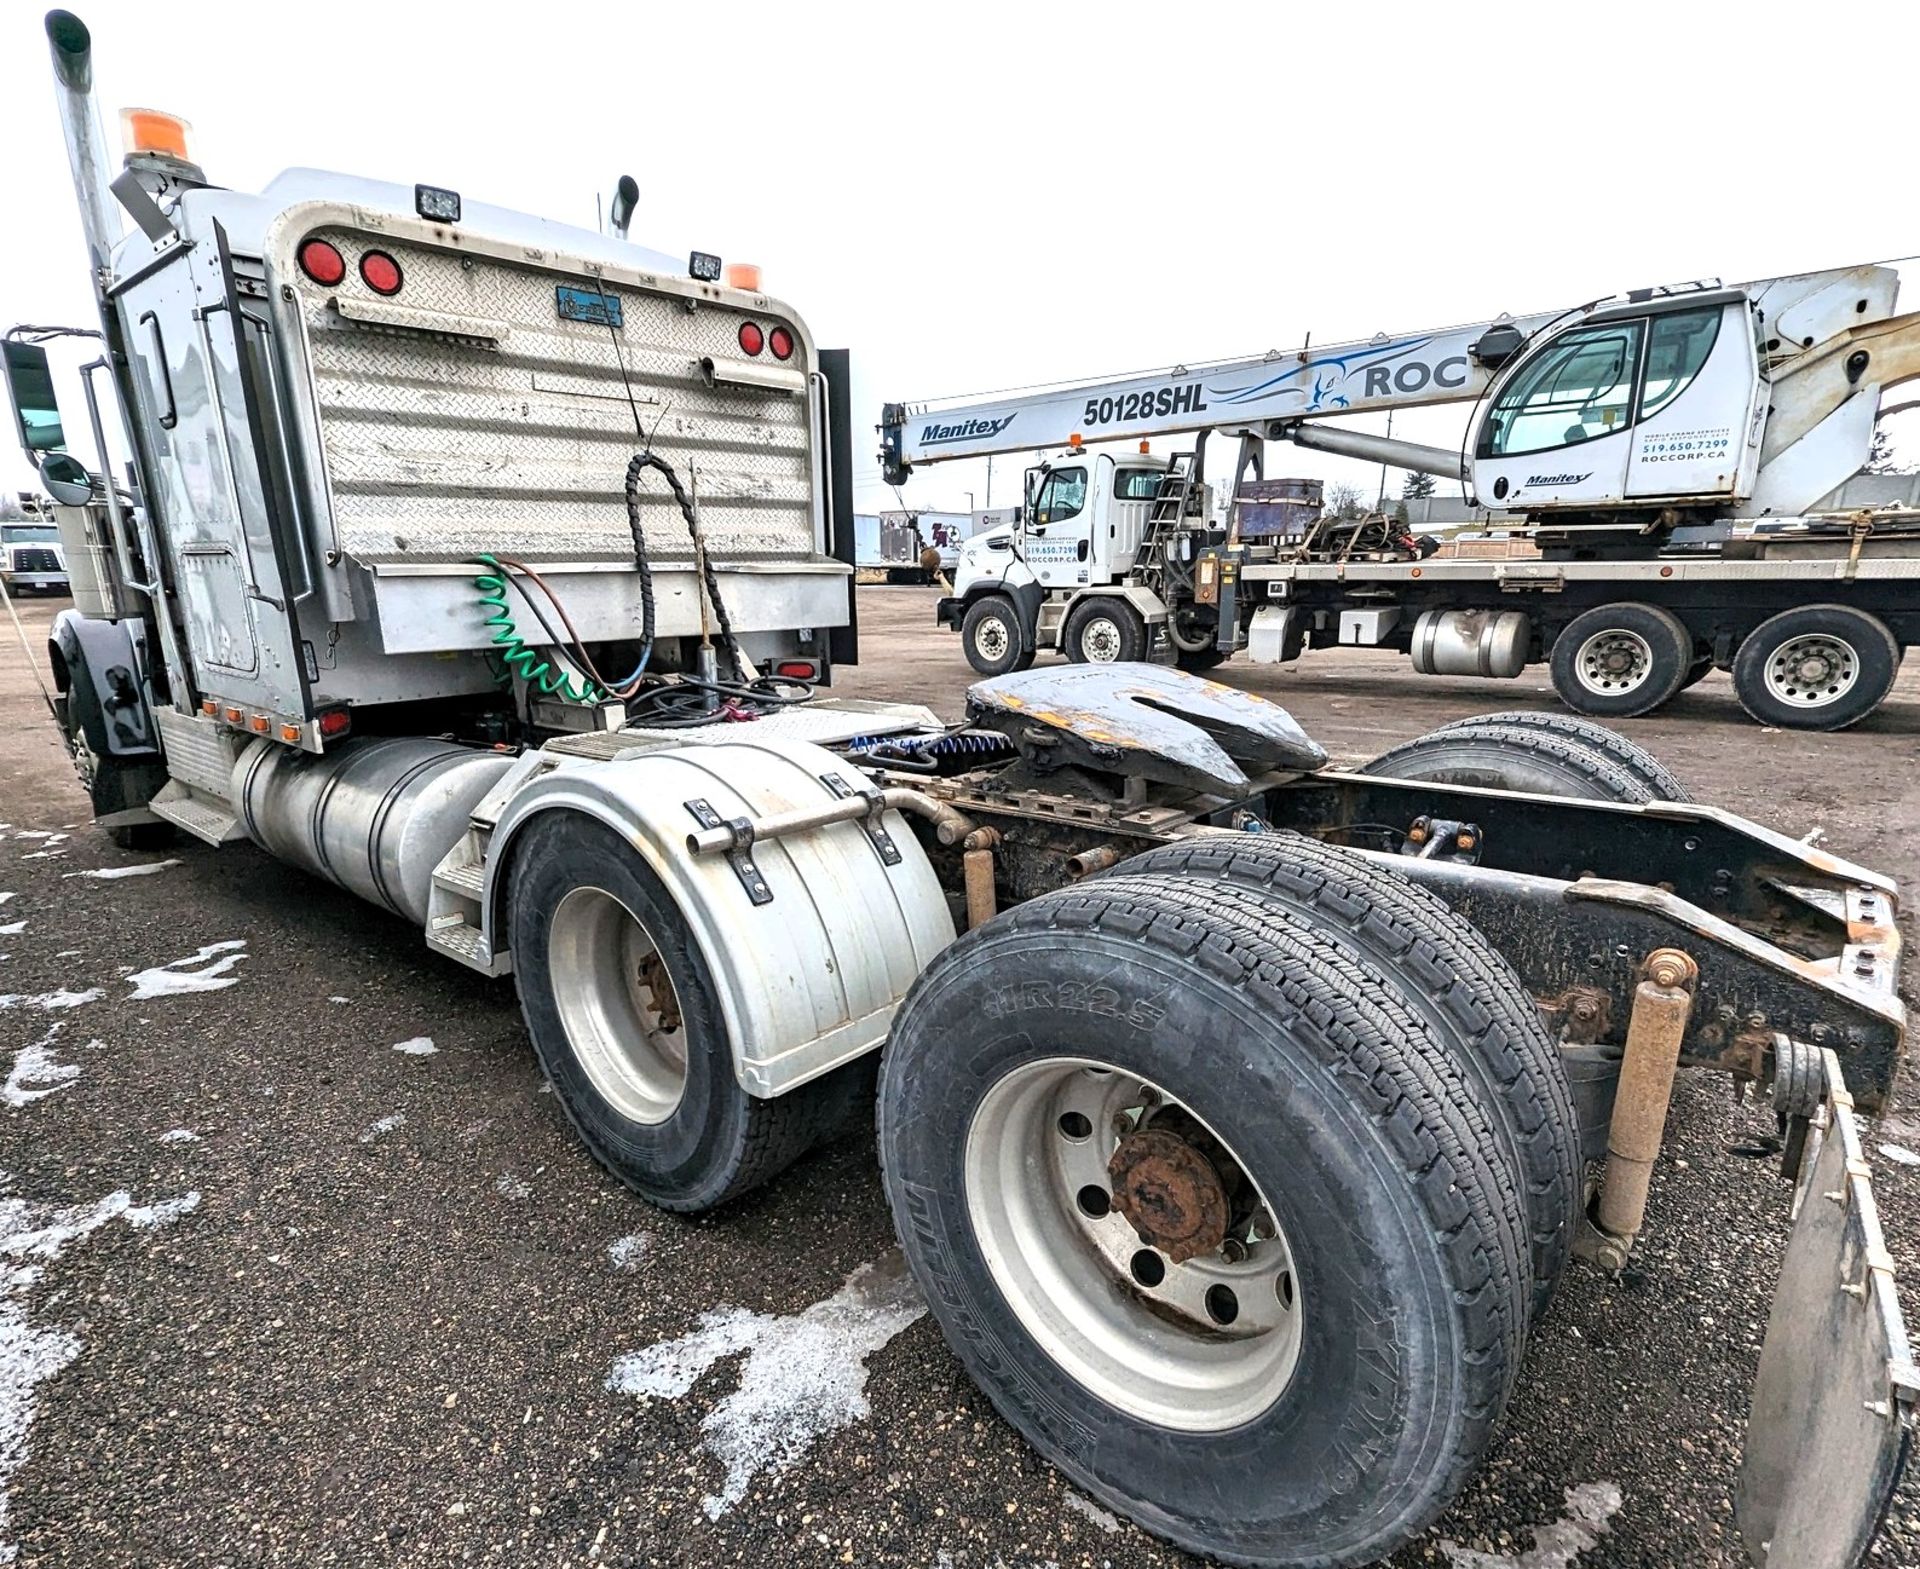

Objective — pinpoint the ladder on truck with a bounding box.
[1137,453,1197,588]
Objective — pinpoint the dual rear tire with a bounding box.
[1550,600,1902,730]
[879,845,1554,1567]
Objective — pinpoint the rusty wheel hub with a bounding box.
[1107,1127,1229,1265]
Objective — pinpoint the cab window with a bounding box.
[1032,466,1087,525]
[1479,321,1644,458]
[1113,469,1163,501]
[1638,307,1720,422]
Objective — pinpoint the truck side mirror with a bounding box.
[39,450,95,507]
[2,340,67,456]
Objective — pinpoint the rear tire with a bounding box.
[1549,602,1691,718]
[1731,604,1900,732]
[1104,834,1580,1321]
[1426,710,1691,800]
[1063,597,1148,664]
[880,875,1525,1567]
[509,812,855,1212]
[1362,720,1656,802]
[960,595,1032,676]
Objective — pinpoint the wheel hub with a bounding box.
[1108,1127,1229,1264]
[1083,619,1122,661]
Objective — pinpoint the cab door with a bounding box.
[1472,318,1644,510]
[1624,301,1761,500]
[1023,461,1094,589]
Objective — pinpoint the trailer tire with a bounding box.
[1427,710,1691,800]
[1063,597,1148,664]
[880,875,1525,1568]
[1361,721,1656,803]
[508,812,856,1212]
[1731,605,1900,732]
[1102,835,1580,1321]
[1549,603,1692,717]
[960,595,1032,676]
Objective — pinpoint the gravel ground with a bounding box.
[0,584,1916,1569]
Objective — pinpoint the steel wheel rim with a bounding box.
[1081,616,1125,662]
[1575,627,1654,695]
[1763,632,1859,708]
[975,614,1010,661]
[548,886,689,1124]
[964,1056,1303,1431]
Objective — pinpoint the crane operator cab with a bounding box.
[1471,289,1765,516]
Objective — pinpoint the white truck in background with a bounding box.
[6,14,1912,1569]
[889,265,1920,730]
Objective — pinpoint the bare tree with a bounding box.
[1324,482,1369,519]
[1863,426,1912,475]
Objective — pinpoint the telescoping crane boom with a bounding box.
[882,263,1920,527]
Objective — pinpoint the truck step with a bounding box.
[432,859,487,900]
[425,915,509,976]
[148,784,246,846]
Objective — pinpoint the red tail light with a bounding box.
[298,238,346,286]
[738,321,764,356]
[359,251,403,296]
[317,706,352,739]
[775,660,818,681]
[768,326,794,361]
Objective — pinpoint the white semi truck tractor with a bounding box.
[6,13,1913,1566]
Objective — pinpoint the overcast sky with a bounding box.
[5,0,1918,513]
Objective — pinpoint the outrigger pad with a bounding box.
[966,662,1328,796]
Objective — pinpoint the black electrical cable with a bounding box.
[624,674,814,728]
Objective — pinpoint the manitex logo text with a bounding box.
[1525,472,1594,486]
[920,414,1016,447]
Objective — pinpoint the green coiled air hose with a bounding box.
[472,554,602,703]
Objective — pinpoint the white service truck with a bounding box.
[7,13,1913,1568]
[889,268,1920,729]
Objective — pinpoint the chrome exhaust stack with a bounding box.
[44,10,124,282]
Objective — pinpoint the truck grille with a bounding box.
[9,548,60,572]
[289,227,819,570]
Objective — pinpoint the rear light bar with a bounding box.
[199,699,351,746]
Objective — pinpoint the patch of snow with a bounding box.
[1062,1493,1122,1535]
[606,1249,926,1518]
[392,1036,437,1056]
[125,940,247,1001]
[6,832,62,844]
[495,1173,532,1201]
[1879,1143,1920,1168]
[18,851,67,863]
[61,860,179,882]
[1,1028,80,1109]
[358,1113,406,1144]
[0,925,21,938]
[607,1232,650,1272]
[1441,1482,1623,1569]
[327,996,351,1005]
[0,1179,199,1561]
[0,895,10,905]
[0,989,102,1013]
[157,1129,200,1145]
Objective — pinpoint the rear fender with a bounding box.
[480,737,956,1098]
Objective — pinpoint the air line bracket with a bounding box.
[819,773,902,866]
[683,799,773,905]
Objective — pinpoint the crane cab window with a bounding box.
[1479,321,1644,458]
[1032,466,1087,525]
[1113,469,1163,501]
[1638,306,1720,421]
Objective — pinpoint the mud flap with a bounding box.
[1736,1051,1918,1567]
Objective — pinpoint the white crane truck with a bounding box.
[7,13,1914,1567]
[884,265,1920,730]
